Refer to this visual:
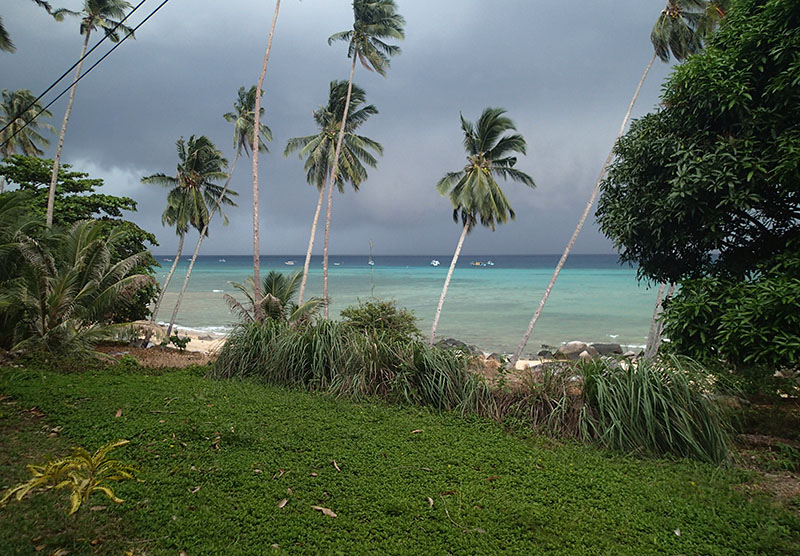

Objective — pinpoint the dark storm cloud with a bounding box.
[1,0,673,256]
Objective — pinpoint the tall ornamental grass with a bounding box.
[579,355,732,464]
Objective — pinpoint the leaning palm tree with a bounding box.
[1,1,53,53]
[429,107,535,346]
[167,86,271,344]
[0,90,56,192]
[250,0,283,322]
[285,80,382,306]
[322,0,404,317]
[510,0,729,366]
[45,0,134,227]
[224,270,323,327]
[142,136,233,337]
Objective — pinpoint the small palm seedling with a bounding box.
[169,335,191,351]
[0,439,136,515]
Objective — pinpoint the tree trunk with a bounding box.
[149,231,185,326]
[644,282,675,359]
[251,0,281,322]
[165,153,240,337]
[429,220,470,346]
[297,183,326,306]
[510,52,657,367]
[322,55,358,319]
[46,31,91,228]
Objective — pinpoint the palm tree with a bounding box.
[167,86,272,344]
[45,0,134,228]
[323,0,404,317]
[510,0,729,366]
[142,136,233,337]
[1,1,53,53]
[250,0,283,322]
[224,270,323,327]
[285,80,382,306]
[0,90,56,192]
[429,107,535,346]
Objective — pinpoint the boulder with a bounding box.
[537,349,553,358]
[486,352,503,363]
[622,351,637,358]
[590,343,623,355]
[556,341,598,361]
[434,338,480,355]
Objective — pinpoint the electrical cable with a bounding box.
[0,0,171,152]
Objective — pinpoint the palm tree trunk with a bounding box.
[644,282,675,359]
[322,55,358,318]
[165,153,240,337]
[149,231,185,327]
[298,183,326,306]
[46,31,91,228]
[510,52,657,367]
[251,0,281,322]
[429,219,470,346]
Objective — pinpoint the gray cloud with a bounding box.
[2,0,674,256]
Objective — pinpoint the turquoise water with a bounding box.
[154,255,658,356]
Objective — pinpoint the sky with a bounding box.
[1,0,675,256]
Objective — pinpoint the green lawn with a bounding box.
[1,365,798,555]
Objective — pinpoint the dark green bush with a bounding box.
[340,299,422,341]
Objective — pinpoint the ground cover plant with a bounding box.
[1,364,799,555]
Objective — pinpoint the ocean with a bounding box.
[153,254,658,357]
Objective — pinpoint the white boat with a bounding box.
[218,258,226,263]
[284,260,296,266]
[368,260,375,266]
[333,262,341,266]
[430,259,440,267]
[486,260,495,266]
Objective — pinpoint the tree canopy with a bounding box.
[597,0,800,283]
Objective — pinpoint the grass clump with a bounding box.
[580,355,732,464]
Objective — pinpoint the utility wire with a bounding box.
[0,0,171,153]
[0,0,147,138]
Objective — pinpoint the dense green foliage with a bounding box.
[340,298,422,341]
[1,366,798,555]
[663,247,800,373]
[598,0,799,283]
[0,156,158,322]
[0,212,152,357]
[581,356,732,463]
[224,270,323,325]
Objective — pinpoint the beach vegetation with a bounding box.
[0,155,158,322]
[0,218,153,358]
[285,80,382,306]
[46,0,135,227]
[430,106,535,345]
[321,0,404,317]
[142,135,233,337]
[341,298,421,341]
[598,0,800,374]
[512,0,730,366]
[224,270,324,326]
[162,86,272,346]
[2,365,798,554]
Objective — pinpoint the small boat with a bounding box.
[218,258,226,263]
[471,261,483,267]
[333,262,341,266]
[162,258,172,262]
[486,260,495,266]
[284,260,296,266]
[368,260,375,266]
[430,259,440,267]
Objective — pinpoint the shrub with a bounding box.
[579,355,732,464]
[340,299,421,341]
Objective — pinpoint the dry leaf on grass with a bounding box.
[333,460,341,472]
[411,429,423,434]
[89,505,107,511]
[277,498,288,508]
[115,408,122,418]
[311,505,337,518]
[310,472,318,477]
[190,486,201,494]
[426,497,434,507]
[287,487,293,495]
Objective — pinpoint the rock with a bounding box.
[622,351,636,358]
[565,375,584,397]
[590,343,623,355]
[578,350,593,361]
[434,338,480,355]
[198,335,213,341]
[487,352,503,363]
[537,349,553,358]
[556,341,598,361]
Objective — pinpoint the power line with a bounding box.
[0,0,171,153]
[0,0,147,138]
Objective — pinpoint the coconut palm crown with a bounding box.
[437,107,535,232]
[285,80,382,192]
[52,0,134,42]
[0,90,55,159]
[328,0,406,76]
[224,85,272,159]
[651,0,728,62]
